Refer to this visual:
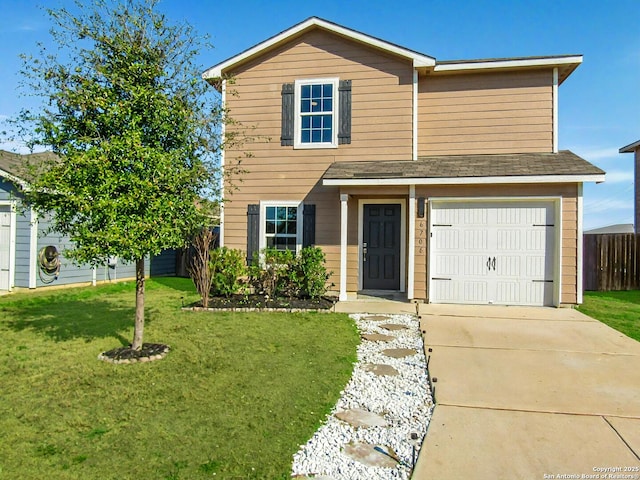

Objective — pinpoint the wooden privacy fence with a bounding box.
[583,233,640,291]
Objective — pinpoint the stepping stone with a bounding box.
[380,323,409,331]
[335,408,388,428]
[362,315,392,322]
[382,348,417,358]
[362,363,399,376]
[343,442,399,468]
[361,333,395,342]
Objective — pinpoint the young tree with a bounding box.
[15,0,225,351]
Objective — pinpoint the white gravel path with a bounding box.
[291,313,434,479]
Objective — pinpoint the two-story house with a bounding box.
[203,17,604,307]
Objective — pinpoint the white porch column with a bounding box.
[339,193,349,301]
[408,185,416,299]
[577,183,584,304]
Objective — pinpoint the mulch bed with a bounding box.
[98,343,170,364]
[187,294,337,311]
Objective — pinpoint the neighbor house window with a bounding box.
[294,78,339,148]
[260,202,302,252]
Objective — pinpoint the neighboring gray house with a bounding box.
[584,224,635,234]
[0,150,175,293]
[619,139,640,233]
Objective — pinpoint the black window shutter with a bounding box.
[338,80,352,145]
[246,204,260,265]
[281,83,294,146]
[302,204,316,248]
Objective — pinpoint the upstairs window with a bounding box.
[299,81,335,145]
[281,79,351,148]
[295,78,338,148]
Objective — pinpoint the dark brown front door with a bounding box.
[363,204,401,290]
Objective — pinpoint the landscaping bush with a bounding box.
[294,247,332,299]
[187,228,219,306]
[209,247,247,297]
[249,247,332,299]
[249,248,296,298]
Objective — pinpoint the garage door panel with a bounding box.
[435,229,459,250]
[496,229,521,250]
[495,281,520,304]
[463,230,488,250]
[432,278,457,302]
[463,281,487,303]
[430,201,556,306]
[463,255,491,276]
[434,255,459,276]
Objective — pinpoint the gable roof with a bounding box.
[322,150,605,186]
[202,17,582,87]
[620,139,640,153]
[202,17,436,82]
[0,149,58,187]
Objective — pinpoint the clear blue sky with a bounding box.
[1,0,638,230]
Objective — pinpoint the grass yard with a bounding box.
[0,277,359,479]
[579,290,640,342]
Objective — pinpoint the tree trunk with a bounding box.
[132,258,145,350]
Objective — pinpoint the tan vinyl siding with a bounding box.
[222,29,414,285]
[418,70,554,155]
[414,183,578,304]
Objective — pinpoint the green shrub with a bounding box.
[249,248,295,298]
[209,247,247,297]
[295,247,332,299]
[249,247,331,299]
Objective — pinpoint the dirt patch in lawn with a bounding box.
[98,343,170,364]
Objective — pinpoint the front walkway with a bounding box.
[412,304,640,479]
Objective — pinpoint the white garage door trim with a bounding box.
[0,200,17,292]
[428,197,562,307]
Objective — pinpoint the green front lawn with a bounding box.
[0,277,359,479]
[579,290,640,342]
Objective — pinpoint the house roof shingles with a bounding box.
[322,150,605,183]
[0,150,58,184]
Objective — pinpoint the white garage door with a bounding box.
[429,200,557,306]
[0,206,12,291]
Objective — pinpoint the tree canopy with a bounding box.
[14,0,227,350]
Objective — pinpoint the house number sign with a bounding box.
[417,221,426,255]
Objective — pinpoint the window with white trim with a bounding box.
[260,202,302,252]
[294,78,339,148]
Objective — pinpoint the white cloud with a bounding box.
[602,169,634,184]
[572,146,621,162]
[584,198,633,214]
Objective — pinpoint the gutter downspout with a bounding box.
[552,68,558,154]
[219,79,226,247]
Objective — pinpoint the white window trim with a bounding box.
[294,77,339,149]
[0,200,17,291]
[258,200,304,253]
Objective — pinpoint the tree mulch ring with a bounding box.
[185,294,338,312]
[98,343,170,365]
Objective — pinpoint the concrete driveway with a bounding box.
[412,304,640,479]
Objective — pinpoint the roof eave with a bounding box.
[432,55,583,84]
[619,139,640,153]
[0,168,28,189]
[323,173,605,187]
[202,16,435,84]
